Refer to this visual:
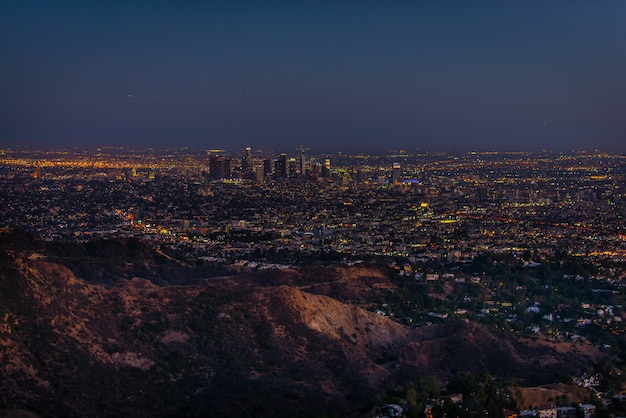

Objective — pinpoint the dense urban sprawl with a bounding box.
[1,147,626,416]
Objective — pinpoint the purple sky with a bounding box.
[1,1,625,152]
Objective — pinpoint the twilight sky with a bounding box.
[1,1,625,152]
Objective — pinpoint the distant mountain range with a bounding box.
[0,229,604,417]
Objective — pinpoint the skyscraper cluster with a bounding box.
[207,147,408,186]
[209,148,317,181]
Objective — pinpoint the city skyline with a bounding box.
[2,1,625,152]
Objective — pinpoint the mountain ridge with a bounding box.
[0,229,606,417]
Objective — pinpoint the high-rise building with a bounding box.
[321,157,331,179]
[299,146,306,176]
[391,163,401,185]
[378,168,387,185]
[209,155,231,180]
[242,147,252,172]
[263,158,272,178]
[288,157,298,178]
[240,147,256,180]
[275,153,288,178]
[254,164,265,182]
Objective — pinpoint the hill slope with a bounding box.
[0,229,607,417]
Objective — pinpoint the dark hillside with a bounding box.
[0,229,609,417]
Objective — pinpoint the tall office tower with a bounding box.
[209,155,232,180]
[391,163,401,185]
[321,157,331,179]
[242,147,252,172]
[288,157,298,178]
[378,168,387,185]
[275,153,288,178]
[263,158,272,177]
[299,146,306,176]
[254,164,265,182]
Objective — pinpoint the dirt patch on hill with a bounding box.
[514,383,595,409]
[518,335,605,361]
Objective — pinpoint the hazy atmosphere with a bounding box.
[2,1,625,152]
